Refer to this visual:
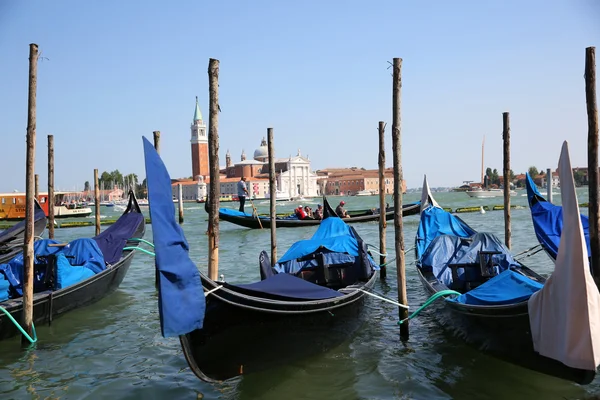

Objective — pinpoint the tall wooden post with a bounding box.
[34,174,39,200]
[378,121,387,279]
[47,135,55,238]
[392,58,408,338]
[207,58,220,281]
[94,169,100,236]
[22,43,38,345]
[153,131,161,155]
[267,127,277,265]
[586,46,600,288]
[502,112,511,250]
[547,168,553,204]
[178,184,184,224]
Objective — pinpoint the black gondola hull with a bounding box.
[180,272,377,382]
[0,217,47,264]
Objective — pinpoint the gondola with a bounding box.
[415,145,600,385]
[217,201,421,229]
[0,190,145,341]
[0,199,47,264]
[525,172,590,261]
[143,137,379,382]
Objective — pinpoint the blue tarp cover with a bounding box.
[0,274,9,301]
[143,137,205,337]
[0,238,105,296]
[232,273,344,300]
[420,232,520,287]
[525,173,590,260]
[416,206,477,260]
[94,211,144,264]
[448,269,543,305]
[56,253,95,289]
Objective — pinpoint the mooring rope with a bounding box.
[355,288,409,309]
[128,238,155,248]
[204,285,223,297]
[398,290,461,324]
[0,305,37,344]
[122,247,156,256]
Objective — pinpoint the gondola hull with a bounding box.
[416,267,595,385]
[220,202,421,229]
[180,272,377,383]
[0,216,47,264]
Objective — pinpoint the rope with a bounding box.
[204,285,223,297]
[366,244,388,257]
[355,289,409,309]
[515,246,544,261]
[0,305,37,344]
[128,238,155,248]
[379,257,396,267]
[513,244,541,258]
[398,290,461,324]
[122,246,155,256]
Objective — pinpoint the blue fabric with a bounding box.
[233,273,343,300]
[420,232,520,287]
[55,253,95,289]
[525,173,590,260]
[448,269,543,305]
[275,252,357,274]
[94,211,144,264]
[277,217,361,263]
[143,137,205,337]
[0,274,9,301]
[416,206,477,260]
[61,238,106,274]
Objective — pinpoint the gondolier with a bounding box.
[237,177,249,212]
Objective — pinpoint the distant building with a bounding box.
[190,97,208,181]
[317,168,406,196]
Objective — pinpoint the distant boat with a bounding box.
[465,187,517,198]
[355,190,374,196]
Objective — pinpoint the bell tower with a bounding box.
[191,96,208,180]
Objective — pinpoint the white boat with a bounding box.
[53,205,93,218]
[355,190,374,196]
[465,188,517,198]
[264,191,292,202]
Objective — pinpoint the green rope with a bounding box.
[379,257,396,267]
[398,290,461,324]
[128,238,155,248]
[0,305,37,344]
[123,246,156,256]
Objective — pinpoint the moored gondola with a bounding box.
[0,190,145,341]
[216,201,421,229]
[0,199,47,264]
[414,146,600,385]
[143,137,379,382]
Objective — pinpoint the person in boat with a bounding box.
[314,204,323,220]
[295,205,307,219]
[237,177,249,212]
[304,206,314,219]
[336,201,350,218]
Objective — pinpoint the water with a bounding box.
[1,189,598,400]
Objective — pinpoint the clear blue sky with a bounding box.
[1,0,598,192]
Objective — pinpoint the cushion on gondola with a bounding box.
[447,269,543,305]
[0,273,9,301]
[55,253,95,289]
[93,212,144,264]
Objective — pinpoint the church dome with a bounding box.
[253,137,268,161]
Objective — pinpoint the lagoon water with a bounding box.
[0,189,598,400]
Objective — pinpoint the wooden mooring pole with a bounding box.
[502,112,511,250]
[94,169,100,236]
[207,58,220,281]
[268,127,277,265]
[47,135,55,239]
[178,184,184,224]
[22,43,38,345]
[547,168,553,204]
[392,57,409,339]
[585,46,600,289]
[378,121,387,279]
[34,174,39,200]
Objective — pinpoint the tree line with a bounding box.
[83,169,147,198]
[484,166,586,187]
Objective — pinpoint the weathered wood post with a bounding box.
[378,121,387,279]
[392,57,409,338]
[94,169,100,236]
[502,112,511,250]
[207,58,220,281]
[34,174,39,200]
[178,184,184,224]
[153,131,161,155]
[268,127,277,265]
[586,46,600,289]
[22,43,38,345]
[47,135,55,238]
[547,168,553,204]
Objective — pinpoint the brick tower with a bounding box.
[190,96,208,180]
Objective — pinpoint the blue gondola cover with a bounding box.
[525,173,590,260]
[232,273,344,300]
[143,137,205,337]
[416,206,477,260]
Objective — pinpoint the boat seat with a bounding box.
[448,251,502,292]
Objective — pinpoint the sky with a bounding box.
[0,1,599,192]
